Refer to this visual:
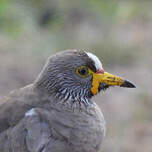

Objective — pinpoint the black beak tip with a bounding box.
[120,80,136,88]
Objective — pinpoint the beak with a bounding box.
[91,70,136,95]
[101,72,136,88]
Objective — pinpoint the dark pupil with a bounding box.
[78,68,88,75]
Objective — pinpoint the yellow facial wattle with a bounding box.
[91,72,103,95]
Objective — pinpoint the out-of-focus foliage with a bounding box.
[0,0,152,152]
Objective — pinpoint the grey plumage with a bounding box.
[0,50,105,152]
[0,50,135,152]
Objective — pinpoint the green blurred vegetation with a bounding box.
[0,0,152,64]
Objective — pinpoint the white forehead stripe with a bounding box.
[86,52,102,70]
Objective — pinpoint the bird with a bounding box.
[0,50,135,152]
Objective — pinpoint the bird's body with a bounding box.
[0,84,38,133]
[0,50,135,152]
[0,84,105,152]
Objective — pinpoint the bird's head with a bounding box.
[35,50,135,104]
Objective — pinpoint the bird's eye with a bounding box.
[78,68,88,75]
[76,66,90,77]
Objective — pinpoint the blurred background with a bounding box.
[0,0,152,151]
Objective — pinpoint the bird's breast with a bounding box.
[69,105,105,152]
[53,103,106,152]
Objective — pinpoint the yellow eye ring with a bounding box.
[75,66,91,78]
